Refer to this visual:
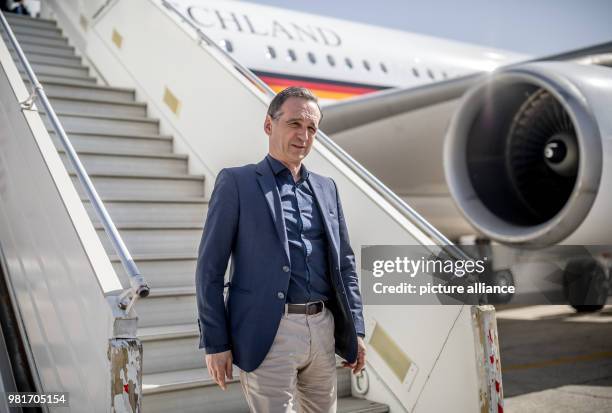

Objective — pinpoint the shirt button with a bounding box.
[282,265,290,273]
[277,291,285,300]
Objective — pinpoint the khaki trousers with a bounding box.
[238,307,337,413]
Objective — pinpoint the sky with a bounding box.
[248,0,612,57]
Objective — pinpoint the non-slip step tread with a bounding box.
[9,26,61,34]
[10,48,80,60]
[14,49,80,61]
[58,148,187,160]
[3,37,73,50]
[5,35,69,47]
[4,14,57,25]
[109,253,198,262]
[34,76,98,86]
[6,20,60,29]
[337,398,389,413]
[47,94,146,107]
[41,111,159,123]
[138,323,198,341]
[5,29,67,39]
[15,58,84,70]
[68,171,204,180]
[49,130,172,141]
[142,368,387,412]
[146,287,195,297]
[19,66,92,76]
[143,367,238,395]
[82,196,207,203]
[93,222,203,230]
[29,78,132,92]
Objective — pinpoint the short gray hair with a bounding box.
[267,86,322,121]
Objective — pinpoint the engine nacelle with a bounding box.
[444,62,612,246]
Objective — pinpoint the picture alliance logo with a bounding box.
[371,256,487,278]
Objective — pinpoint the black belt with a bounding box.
[286,301,326,315]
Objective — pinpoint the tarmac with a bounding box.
[496,302,612,412]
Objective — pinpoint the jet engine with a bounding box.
[444,62,612,247]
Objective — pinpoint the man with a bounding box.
[196,87,366,412]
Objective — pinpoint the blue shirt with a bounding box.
[266,154,332,304]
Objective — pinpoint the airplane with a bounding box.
[170,0,612,310]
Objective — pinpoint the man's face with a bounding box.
[264,97,321,165]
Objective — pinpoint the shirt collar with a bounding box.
[266,154,310,180]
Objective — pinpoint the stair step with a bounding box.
[16,60,90,77]
[41,112,159,135]
[95,222,202,255]
[31,80,135,102]
[70,171,205,198]
[84,196,207,226]
[140,323,199,341]
[337,398,389,413]
[22,71,97,85]
[137,324,352,392]
[139,324,201,374]
[142,368,246,413]
[110,253,197,289]
[49,131,173,154]
[8,23,63,38]
[135,287,196,328]
[9,49,82,67]
[3,32,69,47]
[47,95,147,117]
[9,42,77,57]
[11,51,84,68]
[4,19,59,31]
[142,367,385,413]
[58,149,188,175]
[4,14,58,28]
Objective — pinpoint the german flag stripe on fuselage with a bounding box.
[251,70,392,100]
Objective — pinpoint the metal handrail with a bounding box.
[0,11,149,311]
[161,0,471,261]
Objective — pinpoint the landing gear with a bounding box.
[484,269,515,304]
[563,258,610,312]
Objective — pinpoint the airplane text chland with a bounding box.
[186,6,342,47]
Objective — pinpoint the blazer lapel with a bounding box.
[255,159,290,263]
[309,174,340,258]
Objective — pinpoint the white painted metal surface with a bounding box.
[0,19,125,411]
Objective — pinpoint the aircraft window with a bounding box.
[427,69,435,79]
[287,49,297,62]
[363,60,371,71]
[345,57,353,69]
[307,52,317,64]
[266,46,276,59]
[219,39,233,53]
[380,62,388,73]
[412,67,420,77]
[327,54,336,67]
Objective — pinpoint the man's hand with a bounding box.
[341,336,366,374]
[205,350,233,390]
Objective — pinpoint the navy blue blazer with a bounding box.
[195,157,365,372]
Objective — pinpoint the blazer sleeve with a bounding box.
[195,168,239,354]
[331,178,366,337]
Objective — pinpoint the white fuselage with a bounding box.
[172,0,528,100]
